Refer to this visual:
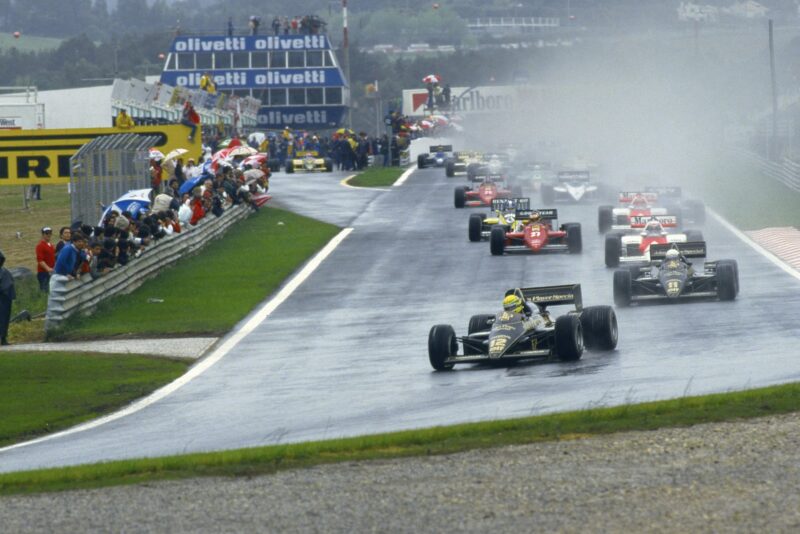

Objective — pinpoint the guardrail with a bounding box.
[728,148,800,192]
[45,204,251,333]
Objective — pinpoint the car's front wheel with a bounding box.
[428,324,457,370]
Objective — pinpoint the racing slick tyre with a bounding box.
[580,306,619,351]
[541,184,555,204]
[490,226,506,255]
[467,163,480,181]
[598,205,613,233]
[285,162,295,174]
[324,158,334,172]
[605,234,622,267]
[686,199,706,225]
[565,223,582,253]
[715,259,739,294]
[446,161,455,177]
[454,187,467,208]
[468,214,484,242]
[428,324,457,371]
[555,314,584,362]
[464,314,494,355]
[613,269,632,307]
[716,261,737,301]
[417,154,427,169]
[685,230,704,243]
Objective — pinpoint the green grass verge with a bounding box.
[0,352,189,448]
[50,207,339,340]
[347,167,405,187]
[687,154,800,230]
[2,381,799,495]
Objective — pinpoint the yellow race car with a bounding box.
[285,150,333,173]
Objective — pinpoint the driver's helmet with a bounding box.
[528,211,542,224]
[665,248,680,261]
[630,194,649,209]
[503,294,524,313]
[644,219,663,235]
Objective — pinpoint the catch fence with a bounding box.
[69,133,158,226]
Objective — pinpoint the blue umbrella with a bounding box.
[98,188,152,225]
[178,175,204,196]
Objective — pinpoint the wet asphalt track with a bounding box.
[2,167,800,473]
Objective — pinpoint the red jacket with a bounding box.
[190,199,205,225]
[35,240,55,273]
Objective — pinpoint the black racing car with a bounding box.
[613,242,739,306]
[428,284,618,370]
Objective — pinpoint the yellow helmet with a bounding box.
[503,294,524,313]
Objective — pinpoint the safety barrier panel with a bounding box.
[45,204,251,332]
[727,148,800,192]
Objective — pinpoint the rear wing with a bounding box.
[429,144,453,153]
[645,186,682,198]
[506,284,583,311]
[558,171,590,182]
[630,214,678,227]
[491,197,529,212]
[516,208,558,220]
[619,191,658,203]
[650,241,707,260]
[296,150,320,157]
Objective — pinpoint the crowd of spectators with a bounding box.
[36,152,270,292]
[226,14,326,37]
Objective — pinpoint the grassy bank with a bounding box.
[51,207,339,340]
[688,155,800,230]
[0,352,189,447]
[2,381,799,495]
[347,167,405,187]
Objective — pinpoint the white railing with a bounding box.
[467,17,560,29]
[727,147,800,192]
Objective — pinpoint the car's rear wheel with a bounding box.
[605,234,622,267]
[565,223,582,253]
[490,226,506,255]
[580,306,618,351]
[716,261,737,301]
[446,161,455,177]
[468,214,484,242]
[598,205,613,233]
[324,158,333,172]
[454,187,466,208]
[417,154,427,169]
[555,314,584,362]
[686,199,705,224]
[613,269,632,307]
[685,230,704,243]
[268,159,281,173]
[511,185,523,198]
[285,163,294,174]
[428,324,457,370]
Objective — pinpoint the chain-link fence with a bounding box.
[70,133,159,226]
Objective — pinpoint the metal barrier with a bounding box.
[69,133,158,226]
[727,147,800,193]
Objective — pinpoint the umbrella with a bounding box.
[241,153,268,168]
[419,120,435,130]
[163,148,189,163]
[217,137,243,150]
[422,74,441,84]
[227,145,258,157]
[335,128,355,136]
[243,168,265,183]
[178,175,205,196]
[98,188,152,225]
[429,114,450,126]
[149,149,164,160]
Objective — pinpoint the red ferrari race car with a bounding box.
[490,208,582,255]
[454,177,518,208]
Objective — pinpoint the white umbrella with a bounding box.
[243,168,265,183]
[227,145,258,157]
[248,132,267,146]
[149,149,165,160]
[163,147,189,162]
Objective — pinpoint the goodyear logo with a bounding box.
[0,125,199,185]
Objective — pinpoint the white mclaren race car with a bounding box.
[598,192,678,234]
[604,218,703,268]
[541,171,606,203]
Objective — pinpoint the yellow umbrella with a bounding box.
[163,148,189,162]
[335,128,355,136]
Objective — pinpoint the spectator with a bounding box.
[282,16,290,34]
[190,188,205,225]
[0,250,15,346]
[54,226,72,257]
[290,16,299,34]
[88,240,107,279]
[249,15,260,35]
[115,109,135,129]
[272,16,281,35]
[181,101,200,142]
[228,16,234,37]
[54,232,88,280]
[199,72,216,95]
[35,226,55,292]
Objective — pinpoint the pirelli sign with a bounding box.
[0,125,201,186]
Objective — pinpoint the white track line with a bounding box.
[709,208,800,282]
[392,165,417,187]
[0,228,354,454]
